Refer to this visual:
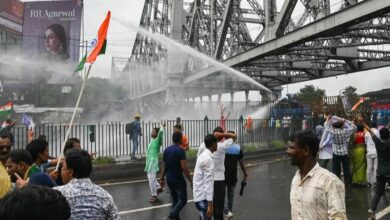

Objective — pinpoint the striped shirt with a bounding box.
[325,122,356,155]
[290,163,347,220]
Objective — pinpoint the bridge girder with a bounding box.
[124,0,390,100]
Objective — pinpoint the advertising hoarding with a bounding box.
[22,0,83,64]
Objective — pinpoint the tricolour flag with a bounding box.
[74,11,111,73]
[351,97,366,111]
[0,102,13,116]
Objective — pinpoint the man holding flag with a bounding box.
[55,11,111,173]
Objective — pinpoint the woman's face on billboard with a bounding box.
[45,28,61,53]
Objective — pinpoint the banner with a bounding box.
[0,0,24,33]
[22,1,82,64]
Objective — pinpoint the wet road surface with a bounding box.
[101,159,390,220]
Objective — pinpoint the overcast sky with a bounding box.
[23,0,390,100]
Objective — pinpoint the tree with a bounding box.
[342,86,359,103]
[295,85,326,103]
[79,78,128,114]
[294,85,326,114]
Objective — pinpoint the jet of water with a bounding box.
[113,17,272,94]
[246,97,286,119]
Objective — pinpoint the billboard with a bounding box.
[22,1,82,64]
[0,0,24,33]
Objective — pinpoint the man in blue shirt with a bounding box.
[160,131,192,220]
[131,114,142,159]
[224,131,248,219]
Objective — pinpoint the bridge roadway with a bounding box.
[100,157,390,220]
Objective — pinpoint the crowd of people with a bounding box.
[1,112,390,220]
[0,130,120,219]
[306,114,390,220]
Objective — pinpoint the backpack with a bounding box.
[125,122,134,135]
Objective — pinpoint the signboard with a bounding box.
[0,0,24,33]
[22,1,83,64]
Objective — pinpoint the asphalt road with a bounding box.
[101,158,390,220]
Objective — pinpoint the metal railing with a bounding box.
[11,118,293,158]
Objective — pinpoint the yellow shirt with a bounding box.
[0,162,11,198]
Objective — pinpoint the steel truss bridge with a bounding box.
[117,0,390,102]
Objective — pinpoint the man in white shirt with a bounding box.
[288,130,347,220]
[197,127,235,220]
[365,123,379,188]
[193,134,218,220]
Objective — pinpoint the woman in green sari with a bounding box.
[351,123,367,185]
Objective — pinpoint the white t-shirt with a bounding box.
[365,128,379,156]
[197,138,233,181]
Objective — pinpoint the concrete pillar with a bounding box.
[245,90,250,107]
[261,91,272,102]
[217,93,222,103]
[166,0,184,104]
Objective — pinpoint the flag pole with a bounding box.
[56,65,92,171]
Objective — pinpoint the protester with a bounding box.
[26,139,49,173]
[174,124,189,151]
[363,122,390,220]
[197,127,236,220]
[325,116,357,187]
[193,134,217,220]
[145,125,164,202]
[0,119,16,144]
[0,185,71,220]
[351,123,367,185]
[317,118,333,169]
[26,139,59,180]
[0,134,12,198]
[160,131,192,220]
[365,122,379,188]
[287,130,347,219]
[224,131,248,220]
[54,138,81,185]
[6,149,56,188]
[64,137,81,152]
[55,148,120,219]
[131,114,142,159]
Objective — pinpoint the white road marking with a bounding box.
[99,158,288,187]
[99,179,149,186]
[377,205,390,219]
[118,199,194,215]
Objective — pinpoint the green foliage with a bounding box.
[295,85,326,104]
[294,85,326,113]
[186,148,198,159]
[92,156,115,165]
[271,140,286,149]
[79,78,127,113]
[343,86,359,103]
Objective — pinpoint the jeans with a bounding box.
[167,181,187,220]
[332,154,352,187]
[131,135,139,156]
[371,176,390,212]
[366,154,378,185]
[224,183,237,213]
[213,180,226,220]
[195,200,211,220]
